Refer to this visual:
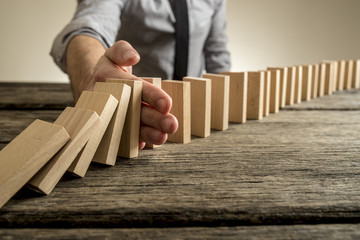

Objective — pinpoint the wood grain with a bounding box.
[0,83,359,233]
[28,107,100,195]
[203,73,230,131]
[246,72,264,120]
[301,65,312,101]
[285,66,296,105]
[1,90,359,227]
[318,63,326,97]
[322,61,335,95]
[221,72,247,123]
[141,77,162,149]
[0,110,61,144]
[294,65,302,104]
[141,77,162,88]
[68,91,118,177]
[283,89,360,111]
[106,79,143,159]
[183,77,211,137]
[269,69,280,113]
[337,61,346,91]
[353,59,360,89]
[331,61,339,92]
[0,82,73,110]
[0,120,70,208]
[267,67,287,108]
[344,60,353,90]
[162,80,191,143]
[262,71,270,117]
[311,64,320,99]
[93,82,131,165]
[0,224,359,239]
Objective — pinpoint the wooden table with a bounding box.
[0,82,359,239]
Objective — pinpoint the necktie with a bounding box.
[173,0,189,80]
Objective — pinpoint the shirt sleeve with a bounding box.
[203,0,231,74]
[50,0,127,73]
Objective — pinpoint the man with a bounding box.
[51,0,231,149]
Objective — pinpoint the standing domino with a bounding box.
[183,77,211,138]
[246,72,264,120]
[286,66,296,106]
[203,73,230,131]
[142,77,162,148]
[162,80,191,143]
[268,69,280,113]
[221,72,248,123]
[301,65,312,101]
[267,67,287,108]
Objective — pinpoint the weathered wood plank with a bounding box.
[0,82,73,109]
[0,110,61,143]
[0,224,359,240]
[0,87,359,227]
[283,89,360,110]
[0,106,359,227]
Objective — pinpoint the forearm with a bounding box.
[66,35,106,100]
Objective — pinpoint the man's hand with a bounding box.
[66,36,178,149]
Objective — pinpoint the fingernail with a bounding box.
[123,50,139,61]
[151,130,162,141]
[161,117,173,133]
[156,98,168,112]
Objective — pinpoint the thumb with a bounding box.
[105,40,140,67]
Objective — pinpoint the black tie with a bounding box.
[173,0,189,80]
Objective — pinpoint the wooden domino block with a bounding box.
[301,65,312,101]
[262,71,270,117]
[92,82,131,165]
[324,61,338,92]
[183,77,211,138]
[0,120,69,208]
[246,72,264,120]
[162,80,191,143]
[142,77,162,88]
[311,64,319,99]
[269,69,280,113]
[337,60,346,91]
[203,73,230,130]
[344,60,354,90]
[332,61,338,92]
[28,107,100,195]
[318,63,326,97]
[221,72,247,123]
[106,79,142,158]
[352,59,360,89]
[68,91,118,177]
[267,67,287,108]
[294,65,303,104]
[322,61,335,95]
[285,66,296,105]
[141,77,162,148]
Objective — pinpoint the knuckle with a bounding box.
[113,40,130,50]
[93,69,106,82]
[142,106,158,128]
[147,108,158,127]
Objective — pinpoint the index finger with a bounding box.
[141,80,172,114]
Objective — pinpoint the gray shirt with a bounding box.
[51,0,231,80]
